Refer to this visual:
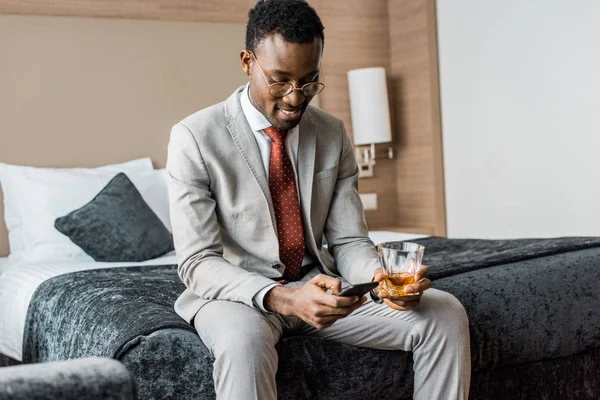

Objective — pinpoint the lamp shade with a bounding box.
[347,67,392,145]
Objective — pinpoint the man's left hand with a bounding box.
[372,266,431,311]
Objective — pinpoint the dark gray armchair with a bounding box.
[0,357,137,400]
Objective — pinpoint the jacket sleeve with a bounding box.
[166,123,278,307]
[324,121,380,284]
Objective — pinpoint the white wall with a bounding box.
[436,0,600,238]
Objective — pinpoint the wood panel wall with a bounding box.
[0,0,254,22]
[0,0,445,236]
[387,0,446,235]
[312,1,401,230]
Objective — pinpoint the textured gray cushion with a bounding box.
[54,173,173,262]
[0,357,137,400]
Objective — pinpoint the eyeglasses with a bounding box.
[248,51,326,98]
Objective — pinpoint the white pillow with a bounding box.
[129,169,171,234]
[21,168,170,263]
[0,158,153,261]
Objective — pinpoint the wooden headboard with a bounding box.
[0,0,446,257]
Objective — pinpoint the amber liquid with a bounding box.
[383,273,416,296]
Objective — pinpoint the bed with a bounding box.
[0,231,425,364]
[3,238,600,399]
[1,159,600,399]
[2,8,597,398]
[0,252,179,362]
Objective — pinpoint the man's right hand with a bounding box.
[264,274,365,329]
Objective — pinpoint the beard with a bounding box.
[248,84,308,132]
[265,105,306,132]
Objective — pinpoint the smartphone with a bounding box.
[337,282,379,297]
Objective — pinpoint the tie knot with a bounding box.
[264,126,287,144]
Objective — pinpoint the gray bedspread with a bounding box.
[23,237,600,399]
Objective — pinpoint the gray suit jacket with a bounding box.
[167,86,379,323]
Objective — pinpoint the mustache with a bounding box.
[276,105,304,112]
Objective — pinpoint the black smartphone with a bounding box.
[337,282,379,297]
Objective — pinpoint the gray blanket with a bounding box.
[22,236,600,399]
[419,236,600,279]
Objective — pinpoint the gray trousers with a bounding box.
[194,271,471,400]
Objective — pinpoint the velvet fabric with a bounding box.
[22,265,416,399]
[417,236,600,279]
[54,173,173,262]
[469,347,600,400]
[0,357,137,400]
[433,246,600,370]
[22,237,600,399]
[24,265,189,362]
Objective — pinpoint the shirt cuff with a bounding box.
[252,282,281,313]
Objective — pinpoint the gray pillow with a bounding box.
[55,173,174,262]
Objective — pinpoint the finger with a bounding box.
[312,275,343,294]
[311,316,340,330]
[346,296,367,314]
[374,281,389,294]
[345,297,366,314]
[389,292,422,302]
[416,265,430,280]
[314,297,366,317]
[376,287,391,299]
[313,305,355,318]
[325,299,366,323]
[377,286,422,301]
[372,267,384,283]
[404,278,431,294]
[314,289,360,308]
[383,298,420,311]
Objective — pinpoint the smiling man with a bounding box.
[167,0,471,399]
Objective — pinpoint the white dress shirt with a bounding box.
[240,84,315,312]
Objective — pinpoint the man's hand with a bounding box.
[264,274,365,329]
[373,266,431,311]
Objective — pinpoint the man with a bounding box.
[167,0,471,399]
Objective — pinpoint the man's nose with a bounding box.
[283,89,305,108]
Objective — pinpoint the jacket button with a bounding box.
[272,263,281,269]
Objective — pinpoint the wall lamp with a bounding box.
[347,67,394,178]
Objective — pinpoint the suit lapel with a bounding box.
[297,112,318,252]
[224,89,318,251]
[226,92,278,234]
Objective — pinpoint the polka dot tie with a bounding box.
[264,126,305,281]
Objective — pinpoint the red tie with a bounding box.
[264,126,305,281]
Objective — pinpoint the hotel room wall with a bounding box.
[0,0,445,256]
[0,15,248,256]
[387,0,446,236]
[310,1,401,230]
[437,0,600,238]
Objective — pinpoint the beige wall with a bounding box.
[0,14,248,256]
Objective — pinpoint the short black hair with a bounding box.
[245,0,324,52]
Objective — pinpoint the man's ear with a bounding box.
[240,50,252,77]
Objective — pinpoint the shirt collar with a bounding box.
[240,84,272,132]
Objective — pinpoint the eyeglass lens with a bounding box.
[269,82,324,98]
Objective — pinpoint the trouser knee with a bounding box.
[423,290,470,338]
[212,326,278,366]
